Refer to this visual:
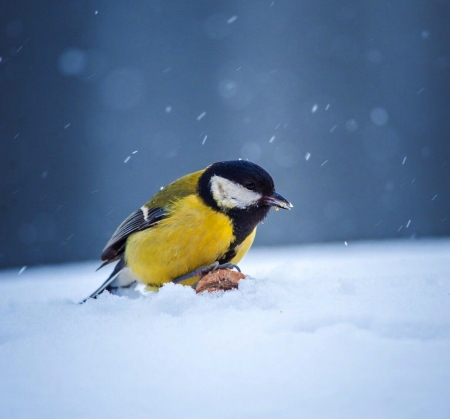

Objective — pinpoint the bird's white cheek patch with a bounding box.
[210,175,262,209]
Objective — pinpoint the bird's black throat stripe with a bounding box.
[198,161,273,264]
[218,205,270,263]
[199,179,270,263]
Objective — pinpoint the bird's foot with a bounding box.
[172,262,241,287]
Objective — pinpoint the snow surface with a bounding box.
[1,239,450,419]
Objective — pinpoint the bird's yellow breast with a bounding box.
[125,194,255,288]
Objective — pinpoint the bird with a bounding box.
[82,160,292,302]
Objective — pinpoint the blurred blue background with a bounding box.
[1,0,449,269]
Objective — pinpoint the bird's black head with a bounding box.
[198,160,292,214]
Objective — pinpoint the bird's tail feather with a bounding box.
[79,258,126,303]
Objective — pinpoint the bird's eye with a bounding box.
[245,181,256,190]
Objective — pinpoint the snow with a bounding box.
[197,111,206,121]
[1,239,450,419]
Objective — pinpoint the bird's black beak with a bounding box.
[262,191,293,210]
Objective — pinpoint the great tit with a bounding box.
[83,160,292,301]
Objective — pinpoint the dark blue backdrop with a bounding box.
[1,0,449,269]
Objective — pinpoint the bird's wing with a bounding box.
[99,169,205,269]
[99,207,166,267]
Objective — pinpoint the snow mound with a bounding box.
[1,239,449,419]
